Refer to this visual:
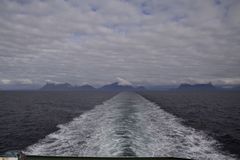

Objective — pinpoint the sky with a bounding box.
[0,0,240,88]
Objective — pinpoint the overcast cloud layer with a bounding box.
[0,0,240,87]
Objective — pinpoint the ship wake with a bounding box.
[25,92,235,159]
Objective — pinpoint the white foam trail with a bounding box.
[25,92,236,159]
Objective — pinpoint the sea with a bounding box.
[0,91,240,160]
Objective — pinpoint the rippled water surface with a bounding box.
[0,91,116,155]
[141,91,240,158]
[25,92,236,159]
[1,91,239,160]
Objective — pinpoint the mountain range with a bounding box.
[8,82,237,91]
[177,83,216,91]
[40,82,145,91]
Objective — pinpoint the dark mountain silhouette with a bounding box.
[40,83,72,90]
[99,82,135,91]
[178,82,216,91]
[98,82,146,91]
[40,82,146,91]
[75,84,96,91]
[40,83,96,91]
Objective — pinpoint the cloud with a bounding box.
[215,78,240,85]
[0,78,33,85]
[117,77,132,86]
[0,0,240,86]
[1,79,11,85]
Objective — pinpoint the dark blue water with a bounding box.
[0,91,117,155]
[0,91,240,159]
[140,91,240,159]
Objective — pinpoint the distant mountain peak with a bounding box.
[39,81,146,91]
[178,82,216,91]
[116,77,132,86]
[99,82,145,91]
[99,82,133,91]
[40,83,95,91]
[76,84,95,90]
